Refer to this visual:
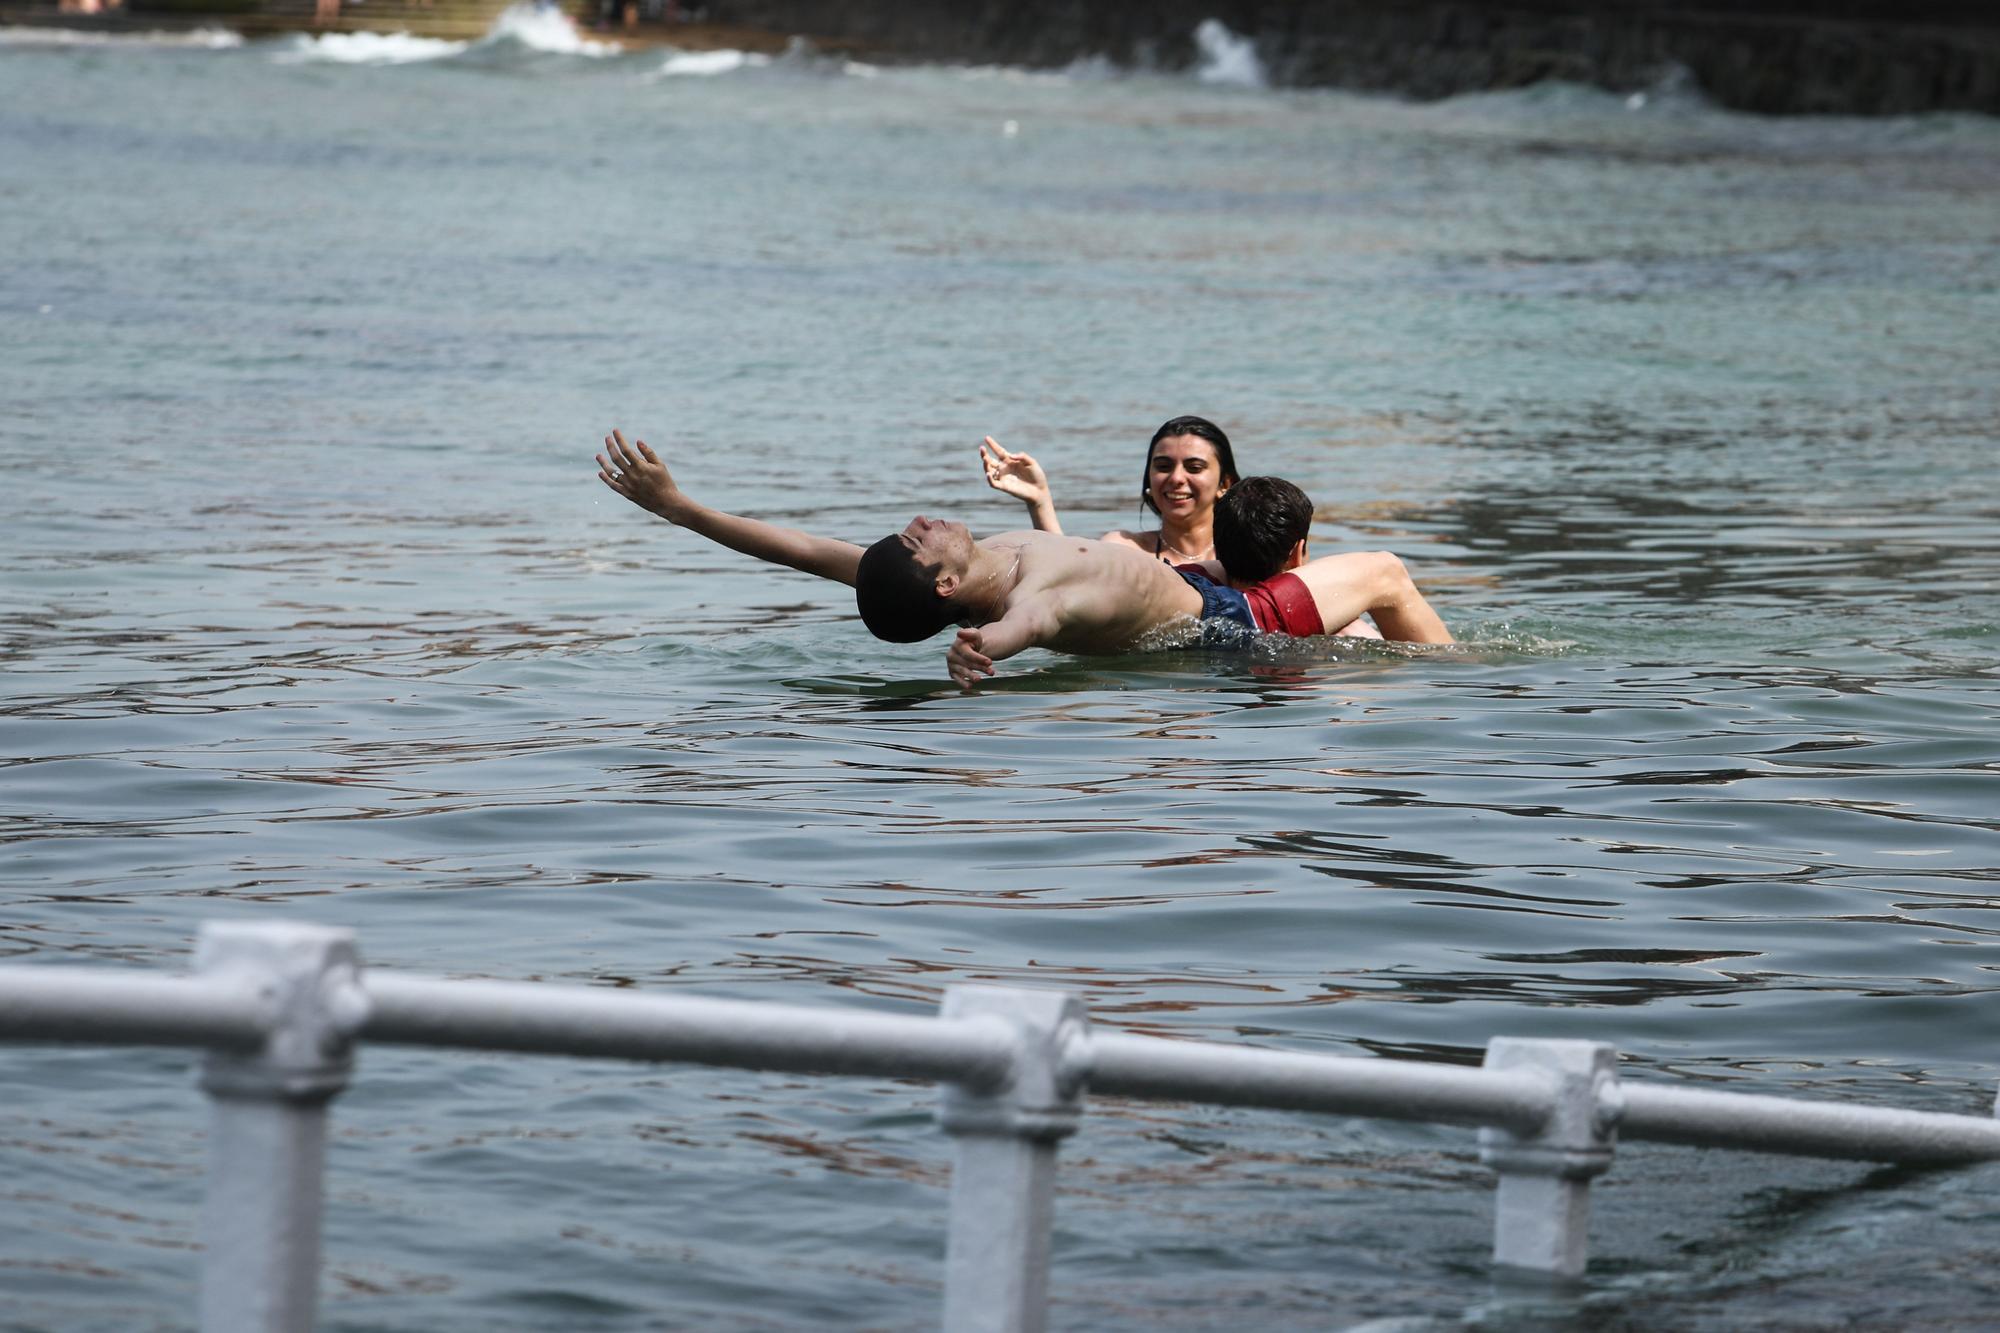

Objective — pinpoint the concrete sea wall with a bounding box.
[709,0,2000,115]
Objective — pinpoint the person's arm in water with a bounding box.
[597,430,864,585]
[944,559,1160,685]
[944,591,1064,687]
[979,436,1063,534]
[1291,551,1453,644]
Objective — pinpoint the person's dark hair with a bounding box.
[1213,476,1313,583]
[854,534,960,643]
[1140,415,1241,518]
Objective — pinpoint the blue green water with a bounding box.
[3,20,1999,1329]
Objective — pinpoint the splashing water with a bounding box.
[656,46,772,77]
[1193,18,1266,88]
[272,28,468,64]
[269,4,615,64]
[477,3,620,57]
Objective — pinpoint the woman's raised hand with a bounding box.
[598,429,687,522]
[980,436,1064,533]
[980,436,1050,504]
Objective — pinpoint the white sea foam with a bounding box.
[1193,18,1266,88]
[655,46,769,77]
[766,35,877,79]
[268,4,615,65]
[0,25,243,48]
[952,61,1086,86]
[474,3,619,57]
[653,37,870,79]
[272,28,468,64]
[1061,54,1121,82]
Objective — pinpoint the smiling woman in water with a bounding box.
[981,415,1240,565]
[982,415,1380,637]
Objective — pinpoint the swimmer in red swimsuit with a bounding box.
[1213,478,1441,642]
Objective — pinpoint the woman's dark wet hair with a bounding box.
[1213,476,1313,583]
[854,534,961,643]
[1140,415,1241,518]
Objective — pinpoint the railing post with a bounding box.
[196,923,369,1333]
[1477,1037,1622,1281]
[935,986,1088,1333]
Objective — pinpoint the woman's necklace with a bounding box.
[1155,532,1211,564]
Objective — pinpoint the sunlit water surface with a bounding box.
[3,22,1999,1330]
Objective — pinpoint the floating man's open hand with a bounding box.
[946,627,994,687]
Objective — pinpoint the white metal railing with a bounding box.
[5,920,1999,1331]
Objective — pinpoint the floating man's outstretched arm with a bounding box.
[943,591,1064,687]
[597,430,864,586]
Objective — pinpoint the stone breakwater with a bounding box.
[709,0,2000,115]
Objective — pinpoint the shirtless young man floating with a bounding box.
[595,431,1452,687]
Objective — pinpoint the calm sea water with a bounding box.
[4,17,1999,1329]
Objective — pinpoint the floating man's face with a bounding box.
[898,515,976,585]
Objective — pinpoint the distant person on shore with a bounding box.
[980,415,1379,637]
[595,430,1450,685]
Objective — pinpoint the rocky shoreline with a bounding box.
[0,0,824,50]
[705,0,2000,116]
[6,0,1996,114]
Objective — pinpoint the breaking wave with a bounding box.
[1193,18,1265,88]
[656,46,770,77]
[474,3,619,57]
[271,28,468,64]
[652,36,877,79]
[270,3,616,64]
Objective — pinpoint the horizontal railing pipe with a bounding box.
[1082,1032,1553,1135]
[0,968,267,1049]
[19,939,2000,1325]
[1620,1083,2000,1164]
[358,974,1018,1089]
